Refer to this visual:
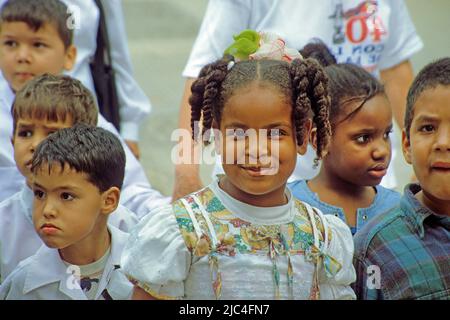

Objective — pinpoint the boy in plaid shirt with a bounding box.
[353,58,450,300]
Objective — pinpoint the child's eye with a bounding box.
[34,190,45,200]
[18,130,32,138]
[34,42,47,49]
[3,40,17,47]
[419,124,435,133]
[61,192,75,201]
[232,129,246,139]
[355,135,370,144]
[268,129,284,138]
[384,129,393,139]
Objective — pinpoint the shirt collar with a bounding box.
[23,226,129,299]
[401,183,450,238]
[210,175,294,225]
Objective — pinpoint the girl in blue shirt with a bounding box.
[289,42,401,235]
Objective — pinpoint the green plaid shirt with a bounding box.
[353,184,450,300]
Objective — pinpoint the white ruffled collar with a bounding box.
[209,176,295,225]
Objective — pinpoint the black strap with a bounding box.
[91,0,121,131]
[93,0,112,70]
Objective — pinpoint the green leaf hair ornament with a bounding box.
[224,29,303,63]
[223,29,261,61]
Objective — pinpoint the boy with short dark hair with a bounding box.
[0,124,133,299]
[0,74,137,283]
[353,58,450,300]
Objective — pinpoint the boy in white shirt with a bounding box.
[0,74,137,283]
[0,124,133,299]
[0,0,170,215]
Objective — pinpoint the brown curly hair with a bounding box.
[189,55,332,162]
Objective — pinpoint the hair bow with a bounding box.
[224,29,302,63]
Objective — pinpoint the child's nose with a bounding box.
[29,137,40,153]
[372,140,390,160]
[16,45,31,62]
[42,201,58,219]
[434,127,450,151]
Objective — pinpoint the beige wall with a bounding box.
[407,0,450,72]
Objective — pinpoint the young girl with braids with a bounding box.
[121,31,356,300]
[289,42,401,236]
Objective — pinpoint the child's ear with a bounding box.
[309,126,318,152]
[297,119,312,155]
[401,129,412,165]
[212,120,222,155]
[100,186,120,215]
[63,45,77,71]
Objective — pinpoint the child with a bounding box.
[0,124,133,299]
[122,31,356,300]
[0,0,169,215]
[0,0,75,202]
[353,57,450,300]
[289,42,401,235]
[0,74,137,283]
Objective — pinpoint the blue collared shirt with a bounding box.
[288,180,401,235]
[353,183,450,300]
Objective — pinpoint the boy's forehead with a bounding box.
[34,163,90,187]
[413,84,450,116]
[16,112,73,128]
[0,20,60,40]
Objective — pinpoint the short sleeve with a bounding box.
[120,205,191,299]
[182,0,253,78]
[319,215,356,300]
[377,0,423,70]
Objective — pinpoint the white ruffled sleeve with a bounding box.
[120,205,191,299]
[319,215,356,300]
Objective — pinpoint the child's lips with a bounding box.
[41,223,60,235]
[367,164,387,179]
[431,161,450,171]
[25,160,32,169]
[15,72,34,80]
[239,165,271,177]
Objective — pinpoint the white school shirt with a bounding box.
[0,225,133,300]
[183,0,423,189]
[0,81,170,215]
[0,185,138,283]
[0,0,151,141]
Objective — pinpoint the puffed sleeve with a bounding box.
[120,205,191,299]
[318,215,356,300]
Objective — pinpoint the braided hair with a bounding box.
[189,55,332,162]
[300,40,385,128]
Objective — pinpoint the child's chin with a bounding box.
[240,182,283,197]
